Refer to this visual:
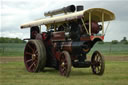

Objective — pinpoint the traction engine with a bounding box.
[21,5,115,77]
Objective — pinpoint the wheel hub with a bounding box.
[95,62,100,66]
[61,62,65,67]
[92,61,100,66]
[32,54,36,60]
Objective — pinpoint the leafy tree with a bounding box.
[112,40,118,44]
[120,37,127,44]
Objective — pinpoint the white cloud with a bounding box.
[1,31,29,39]
[104,21,128,41]
[1,0,128,41]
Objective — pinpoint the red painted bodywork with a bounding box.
[90,35,104,41]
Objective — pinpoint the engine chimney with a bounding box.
[44,5,76,17]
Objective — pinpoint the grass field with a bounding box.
[0,43,128,85]
[0,61,128,85]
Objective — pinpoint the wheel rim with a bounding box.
[59,53,68,76]
[24,41,38,72]
[91,51,105,75]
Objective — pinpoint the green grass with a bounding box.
[0,61,128,85]
[0,43,128,57]
[0,43,128,85]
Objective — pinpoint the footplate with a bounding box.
[72,61,91,68]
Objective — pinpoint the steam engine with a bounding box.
[21,4,116,76]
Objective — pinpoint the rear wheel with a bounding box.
[24,40,46,72]
[91,51,105,75]
[59,51,71,77]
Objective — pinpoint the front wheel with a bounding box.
[91,51,105,75]
[59,51,71,77]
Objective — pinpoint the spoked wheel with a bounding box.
[59,51,71,77]
[24,40,46,72]
[91,51,105,75]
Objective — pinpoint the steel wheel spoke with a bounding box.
[25,52,32,55]
[28,44,34,53]
[64,63,67,66]
[34,50,38,54]
[26,59,33,63]
[34,57,38,62]
[98,58,101,62]
[62,67,67,75]
[97,66,100,72]
[35,53,38,57]
[33,62,37,68]
[62,67,65,72]
[29,62,34,70]
[96,54,99,61]
[60,56,65,62]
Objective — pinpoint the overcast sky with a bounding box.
[0,0,128,41]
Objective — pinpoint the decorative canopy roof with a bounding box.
[21,8,115,29]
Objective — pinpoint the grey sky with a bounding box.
[0,0,128,41]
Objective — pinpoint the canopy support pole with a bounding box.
[39,25,41,33]
[81,18,89,34]
[104,21,110,35]
[89,12,91,35]
[102,12,104,35]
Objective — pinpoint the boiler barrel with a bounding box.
[62,41,85,56]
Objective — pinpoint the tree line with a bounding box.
[98,37,128,44]
[0,37,26,43]
[111,37,128,44]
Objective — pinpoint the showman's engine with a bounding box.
[20,5,115,77]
